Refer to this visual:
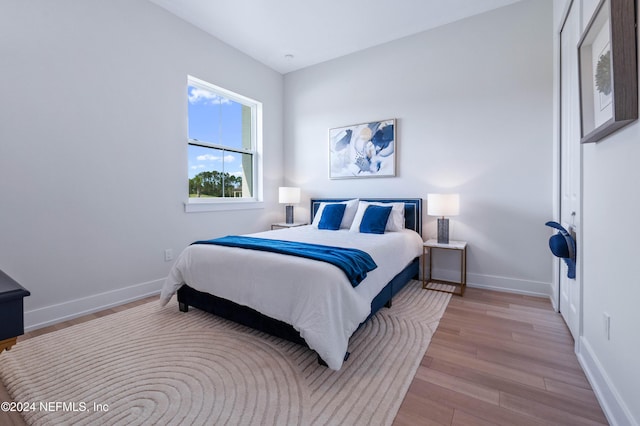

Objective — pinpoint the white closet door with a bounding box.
[558,0,582,340]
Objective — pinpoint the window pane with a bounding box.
[188,84,248,151]
[241,104,252,151]
[223,151,253,198]
[188,145,222,197]
[188,85,220,144]
[219,100,244,150]
[188,145,252,198]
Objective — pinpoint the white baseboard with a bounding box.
[427,268,552,298]
[577,338,637,426]
[23,278,165,332]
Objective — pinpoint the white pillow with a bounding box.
[311,199,359,229]
[349,201,405,232]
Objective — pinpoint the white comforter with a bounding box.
[160,226,423,370]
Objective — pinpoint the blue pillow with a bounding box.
[359,205,392,234]
[318,203,347,230]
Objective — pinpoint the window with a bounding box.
[187,76,261,203]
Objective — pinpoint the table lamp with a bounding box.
[427,193,460,244]
[279,187,300,224]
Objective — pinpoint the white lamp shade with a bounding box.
[278,187,300,204]
[427,193,460,217]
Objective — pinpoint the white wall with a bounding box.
[284,0,554,296]
[578,1,640,422]
[581,126,640,426]
[0,0,284,328]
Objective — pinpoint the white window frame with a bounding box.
[185,76,263,213]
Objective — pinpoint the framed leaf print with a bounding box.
[578,0,637,143]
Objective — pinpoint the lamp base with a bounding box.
[437,218,449,244]
[285,205,294,224]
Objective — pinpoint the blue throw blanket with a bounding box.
[192,236,377,287]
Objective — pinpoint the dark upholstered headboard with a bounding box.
[310,198,422,235]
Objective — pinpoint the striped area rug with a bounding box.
[0,281,450,425]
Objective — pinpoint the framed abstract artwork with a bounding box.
[329,119,396,179]
[578,0,637,143]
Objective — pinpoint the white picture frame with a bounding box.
[328,119,396,179]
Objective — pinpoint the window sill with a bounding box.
[184,199,264,213]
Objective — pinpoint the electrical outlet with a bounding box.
[603,312,611,340]
[164,249,173,262]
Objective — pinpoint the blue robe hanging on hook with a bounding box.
[545,221,576,279]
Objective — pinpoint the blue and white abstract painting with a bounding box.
[329,119,396,179]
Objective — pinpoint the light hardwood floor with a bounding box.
[1,288,607,425]
[394,288,608,425]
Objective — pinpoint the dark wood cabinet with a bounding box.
[0,270,30,353]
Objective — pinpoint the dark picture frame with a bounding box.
[578,0,637,144]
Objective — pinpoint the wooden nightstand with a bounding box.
[422,239,467,296]
[0,270,30,353]
[271,222,308,230]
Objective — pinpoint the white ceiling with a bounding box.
[148,0,523,74]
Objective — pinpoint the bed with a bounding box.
[160,198,423,370]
